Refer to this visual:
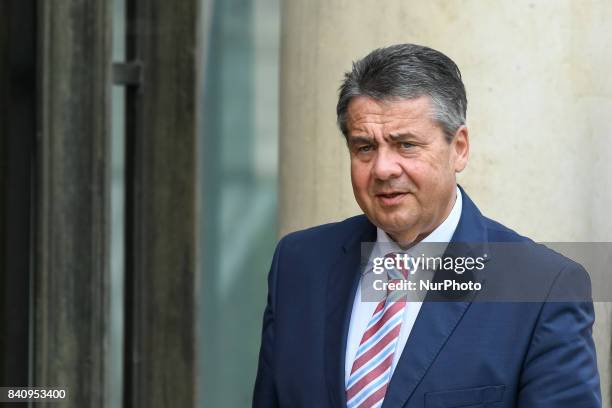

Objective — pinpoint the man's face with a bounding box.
[346,95,469,244]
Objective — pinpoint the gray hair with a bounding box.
[336,44,467,142]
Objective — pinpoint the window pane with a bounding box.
[199,0,279,406]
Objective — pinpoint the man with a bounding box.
[253,44,601,407]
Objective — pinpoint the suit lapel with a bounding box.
[381,301,472,407]
[381,186,490,408]
[324,217,376,408]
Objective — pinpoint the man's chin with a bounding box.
[372,218,419,242]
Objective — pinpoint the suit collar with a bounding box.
[341,215,377,253]
[450,185,490,256]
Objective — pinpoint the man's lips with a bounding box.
[375,191,409,205]
[375,191,408,197]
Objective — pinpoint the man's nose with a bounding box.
[372,148,402,180]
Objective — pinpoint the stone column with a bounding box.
[35,1,112,406]
[279,1,612,404]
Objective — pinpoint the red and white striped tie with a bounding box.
[346,253,408,408]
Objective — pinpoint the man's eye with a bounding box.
[399,142,415,149]
[357,145,373,153]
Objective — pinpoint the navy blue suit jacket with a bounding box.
[253,188,601,407]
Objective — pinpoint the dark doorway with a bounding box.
[0,0,37,388]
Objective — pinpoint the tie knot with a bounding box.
[382,252,409,301]
[384,252,410,280]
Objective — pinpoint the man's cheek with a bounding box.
[351,171,368,188]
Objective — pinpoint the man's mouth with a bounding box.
[377,192,405,198]
[375,191,408,205]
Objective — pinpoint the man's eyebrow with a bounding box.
[388,132,419,141]
[347,135,375,144]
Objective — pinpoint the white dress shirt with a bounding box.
[345,186,463,386]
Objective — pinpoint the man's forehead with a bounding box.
[348,95,432,117]
[346,95,435,133]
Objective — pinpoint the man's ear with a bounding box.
[452,125,469,173]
